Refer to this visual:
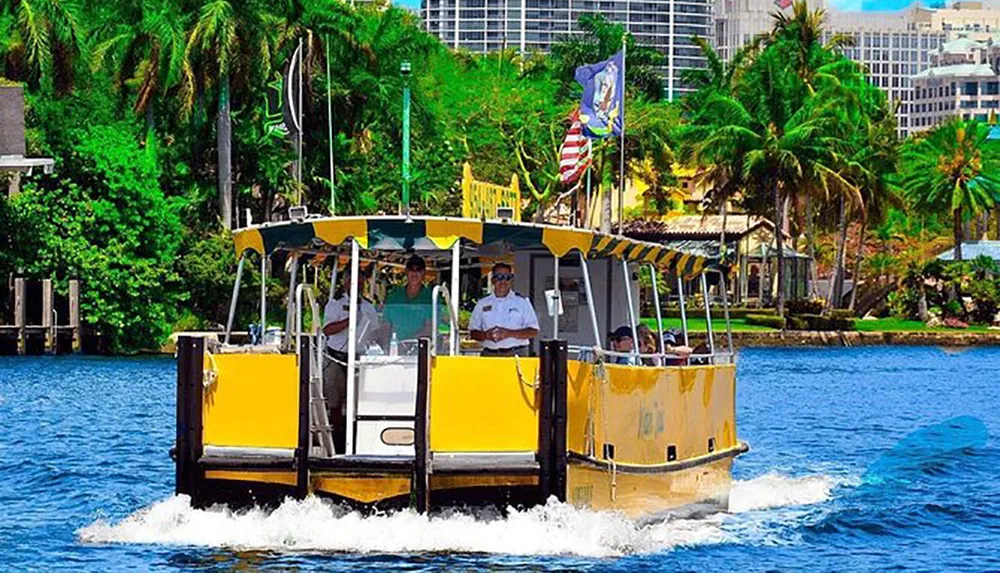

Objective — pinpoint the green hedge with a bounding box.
[658,307,778,319]
[828,309,855,320]
[786,315,809,330]
[793,314,856,331]
[745,314,786,329]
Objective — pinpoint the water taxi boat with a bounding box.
[173,215,748,519]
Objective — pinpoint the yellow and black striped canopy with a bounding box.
[233,216,719,278]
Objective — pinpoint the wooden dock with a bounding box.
[1,277,80,355]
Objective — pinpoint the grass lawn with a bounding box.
[640,316,777,332]
[854,317,990,332]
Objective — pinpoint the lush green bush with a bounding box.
[745,314,786,329]
[658,307,777,319]
[786,315,808,330]
[793,313,856,331]
[785,299,824,315]
[828,309,855,320]
[10,121,183,352]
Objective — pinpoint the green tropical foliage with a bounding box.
[900,118,1000,261]
[3,0,1000,350]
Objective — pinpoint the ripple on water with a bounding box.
[2,348,1000,571]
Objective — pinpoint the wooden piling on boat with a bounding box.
[295,335,311,500]
[538,340,568,504]
[175,336,205,499]
[414,337,431,514]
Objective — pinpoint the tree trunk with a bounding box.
[918,284,929,322]
[719,200,728,262]
[834,193,849,309]
[953,208,963,261]
[600,175,612,235]
[218,76,233,230]
[825,193,845,312]
[774,179,785,318]
[805,192,818,299]
[848,218,867,312]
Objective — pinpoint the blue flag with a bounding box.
[575,50,624,139]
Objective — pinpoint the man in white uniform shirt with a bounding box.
[469,262,539,357]
[322,266,378,453]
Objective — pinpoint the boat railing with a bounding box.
[430,284,460,356]
[566,344,735,365]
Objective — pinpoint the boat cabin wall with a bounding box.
[514,252,639,352]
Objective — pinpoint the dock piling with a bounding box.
[41,279,54,354]
[68,279,80,353]
[14,277,25,355]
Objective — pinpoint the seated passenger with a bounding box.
[322,266,378,453]
[382,255,437,343]
[469,263,539,357]
[607,325,638,365]
[636,324,660,366]
[638,324,694,365]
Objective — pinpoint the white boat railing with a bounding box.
[566,345,735,366]
[431,285,461,356]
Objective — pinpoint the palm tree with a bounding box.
[678,37,760,259]
[846,104,900,311]
[688,88,846,316]
[91,0,189,135]
[769,0,854,96]
[0,0,88,92]
[182,0,281,229]
[901,118,1000,261]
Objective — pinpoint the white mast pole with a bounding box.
[296,38,304,205]
[618,34,626,232]
[326,36,336,215]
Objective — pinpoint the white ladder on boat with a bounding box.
[309,339,336,458]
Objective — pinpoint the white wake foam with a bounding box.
[78,473,844,557]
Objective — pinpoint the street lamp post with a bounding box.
[401,61,411,219]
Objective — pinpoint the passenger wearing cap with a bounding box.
[382,254,438,342]
[607,325,639,365]
[469,263,539,357]
[609,324,694,366]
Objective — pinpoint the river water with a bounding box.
[1,347,998,571]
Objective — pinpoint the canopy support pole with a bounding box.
[284,254,300,352]
[701,273,715,362]
[450,240,461,355]
[553,256,560,339]
[718,270,734,359]
[225,254,246,345]
[677,275,689,347]
[622,260,639,358]
[578,252,602,350]
[345,239,360,455]
[648,264,665,354]
[260,254,267,343]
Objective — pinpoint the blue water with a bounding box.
[1,347,998,571]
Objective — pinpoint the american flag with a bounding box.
[559,109,592,186]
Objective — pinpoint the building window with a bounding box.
[986,82,1000,95]
[964,82,979,95]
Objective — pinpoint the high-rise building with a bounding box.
[914,1,1000,37]
[420,0,714,98]
[714,0,946,137]
[910,36,1000,133]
